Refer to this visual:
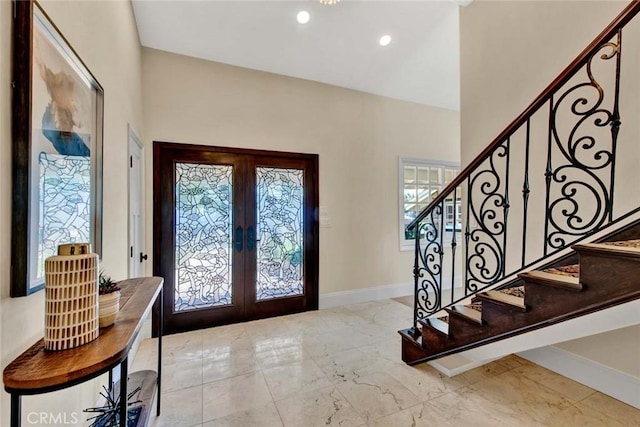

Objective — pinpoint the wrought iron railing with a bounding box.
[406,0,640,333]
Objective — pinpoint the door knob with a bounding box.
[235,226,244,252]
[140,252,148,263]
[247,226,255,251]
[246,227,261,251]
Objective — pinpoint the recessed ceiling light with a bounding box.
[297,11,310,24]
[379,35,392,47]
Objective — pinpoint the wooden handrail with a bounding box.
[408,0,640,231]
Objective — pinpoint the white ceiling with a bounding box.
[132,1,461,110]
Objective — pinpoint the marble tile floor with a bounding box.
[131,299,640,427]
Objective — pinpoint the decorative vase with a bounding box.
[44,249,99,351]
[98,291,121,328]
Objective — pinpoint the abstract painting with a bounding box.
[11,1,104,296]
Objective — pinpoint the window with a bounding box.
[399,158,460,250]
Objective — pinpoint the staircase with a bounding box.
[401,234,640,364]
[400,1,640,365]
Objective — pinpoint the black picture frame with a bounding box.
[11,0,104,296]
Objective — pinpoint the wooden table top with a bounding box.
[3,277,163,394]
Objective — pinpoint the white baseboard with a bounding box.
[428,354,500,377]
[518,346,640,409]
[319,282,414,309]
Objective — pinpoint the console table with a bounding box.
[3,277,164,427]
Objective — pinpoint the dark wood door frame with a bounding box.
[153,141,319,335]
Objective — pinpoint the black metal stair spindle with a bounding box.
[608,29,622,222]
[544,96,554,256]
[502,139,510,276]
[411,227,420,333]
[464,176,471,296]
[450,189,457,304]
[522,119,531,267]
[437,200,446,308]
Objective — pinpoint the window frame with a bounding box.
[398,157,460,251]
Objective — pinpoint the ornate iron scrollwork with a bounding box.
[414,203,443,319]
[545,34,621,251]
[465,143,509,294]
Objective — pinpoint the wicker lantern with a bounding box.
[44,244,99,351]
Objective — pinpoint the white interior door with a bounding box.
[128,126,145,278]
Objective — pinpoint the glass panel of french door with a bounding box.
[174,162,233,311]
[255,167,304,300]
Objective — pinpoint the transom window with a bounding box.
[399,158,460,250]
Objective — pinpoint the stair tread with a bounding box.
[541,264,580,278]
[467,301,482,312]
[399,328,423,348]
[603,239,640,248]
[447,304,483,324]
[478,290,526,310]
[522,269,581,284]
[423,317,450,336]
[573,241,640,257]
[497,285,525,298]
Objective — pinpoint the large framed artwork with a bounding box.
[11,0,104,296]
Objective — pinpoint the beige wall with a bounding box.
[142,48,460,296]
[461,0,627,166]
[555,325,640,377]
[461,0,640,378]
[0,0,143,424]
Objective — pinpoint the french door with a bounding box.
[153,142,319,334]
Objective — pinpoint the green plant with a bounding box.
[99,271,120,295]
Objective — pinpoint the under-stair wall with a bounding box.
[460,0,640,398]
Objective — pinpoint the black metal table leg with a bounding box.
[11,393,21,427]
[109,368,113,389]
[119,357,128,427]
[157,287,163,416]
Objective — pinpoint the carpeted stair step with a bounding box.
[601,238,640,249]
[419,316,449,337]
[573,240,640,258]
[498,286,526,298]
[475,288,527,312]
[541,264,580,278]
[445,304,483,325]
[518,269,582,292]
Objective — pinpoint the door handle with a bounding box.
[235,226,244,252]
[140,252,148,263]
[247,226,260,251]
[247,227,254,251]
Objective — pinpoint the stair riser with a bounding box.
[401,334,428,365]
[479,303,530,332]
[521,282,640,325]
[420,324,451,350]
[419,317,487,356]
[476,297,526,318]
[446,315,487,341]
[578,252,640,294]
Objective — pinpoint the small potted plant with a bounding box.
[98,271,121,328]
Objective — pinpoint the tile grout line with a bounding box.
[258,355,287,427]
[200,335,204,426]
